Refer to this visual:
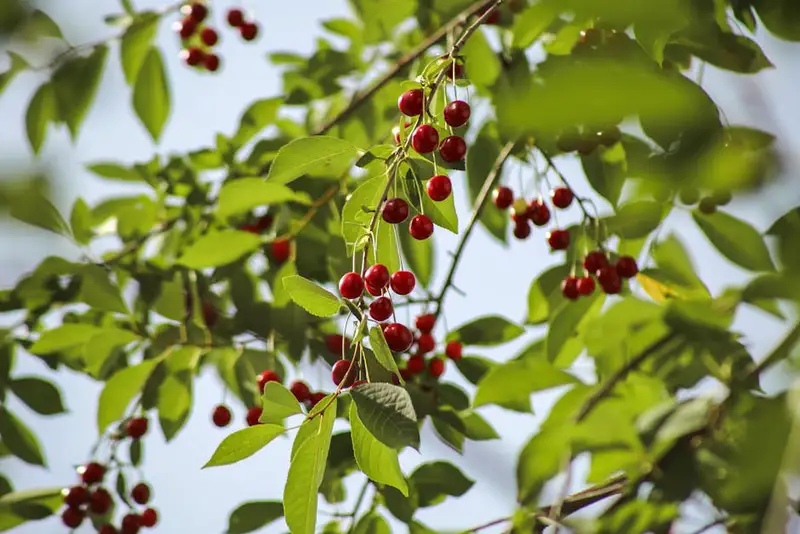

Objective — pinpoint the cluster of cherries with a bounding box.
[492,184,575,247]
[562,250,639,299]
[397,88,471,163]
[236,213,292,265]
[173,2,259,72]
[396,313,463,381]
[381,197,435,242]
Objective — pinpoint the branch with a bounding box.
[433,141,516,318]
[745,320,800,380]
[314,0,498,136]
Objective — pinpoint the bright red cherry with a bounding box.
[577,276,596,296]
[597,266,622,294]
[369,296,393,322]
[583,251,608,274]
[246,406,263,426]
[181,47,205,66]
[406,354,426,374]
[493,186,514,209]
[445,341,462,361]
[64,485,89,508]
[364,264,390,292]
[547,229,570,250]
[121,513,142,534]
[240,223,259,234]
[383,323,413,352]
[417,333,435,354]
[290,381,311,402]
[126,417,148,439]
[398,89,424,116]
[443,100,471,127]
[271,239,291,263]
[325,334,350,355]
[212,405,232,427]
[204,53,220,72]
[131,483,150,505]
[409,215,434,240]
[182,2,208,23]
[141,508,158,528]
[561,276,580,300]
[332,359,357,387]
[550,187,574,209]
[616,256,639,278]
[174,18,196,39]
[81,462,106,485]
[428,358,445,378]
[339,272,364,299]
[527,200,551,226]
[411,125,439,154]
[513,220,531,240]
[427,175,452,202]
[90,488,112,514]
[240,22,258,41]
[390,270,416,295]
[200,27,218,46]
[227,8,244,27]
[62,507,85,528]
[415,314,435,333]
[439,135,467,162]
[382,198,409,224]
[99,525,118,534]
[257,370,280,392]
[256,214,273,231]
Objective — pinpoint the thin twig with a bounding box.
[689,518,727,534]
[346,479,372,533]
[538,148,593,223]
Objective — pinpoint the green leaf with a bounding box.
[85,162,142,182]
[233,98,282,146]
[282,275,342,317]
[78,264,129,314]
[97,357,162,434]
[8,188,71,238]
[132,47,171,142]
[52,44,108,140]
[352,513,392,534]
[341,174,387,251]
[226,501,284,534]
[16,9,63,40]
[517,427,571,504]
[474,358,578,412]
[157,347,200,442]
[454,356,496,385]
[25,82,57,155]
[203,424,285,468]
[350,383,419,450]
[410,461,474,507]
[606,200,666,239]
[0,52,28,98]
[398,218,433,287]
[267,136,359,185]
[69,198,93,245]
[420,186,458,234]
[465,125,507,244]
[526,265,571,325]
[178,230,262,269]
[511,1,559,48]
[460,25,500,89]
[0,487,63,530]
[368,326,400,375]
[30,324,102,354]
[755,0,800,41]
[0,407,45,466]
[217,178,311,219]
[120,13,159,84]
[83,328,141,376]
[350,402,408,495]
[375,220,401,274]
[259,382,303,424]
[447,315,525,347]
[9,378,65,416]
[692,210,775,272]
[547,294,605,362]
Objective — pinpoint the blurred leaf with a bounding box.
[97,357,162,434]
[512,1,559,49]
[0,52,29,97]
[0,407,45,466]
[447,315,525,347]
[475,358,578,412]
[754,0,800,41]
[9,378,65,416]
[350,402,408,495]
[606,201,667,239]
[203,424,285,468]
[547,294,604,363]
[217,179,311,218]
[461,28,500,89]
[52,44,108,140]
[398,223,433,287]
[226,501,284,534]
[30,324,103,354]
[465,124,507,244]
[454,356,495,385]
[132,47,171,142]
[233,98,282,147]
[692,210,775,272]
[267,136,359,184]
[526,264,571,325]
[24,82,57,155]
[69,198,93,245]
[14,9,63,41]
[178,230,262,269]
[78,264,129,314]
[85,162,143,182]
[120,12,159,85]
[676,28,773,73]
[517,427,570,504]
[8,187,71,238]
[410,461,474,508]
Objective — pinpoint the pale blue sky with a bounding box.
[1,1,799,533]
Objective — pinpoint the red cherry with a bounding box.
[390,270,416,295]
[597,266,622,294]
[443,100,471,127]
[181,47,205,66]
[383,323,413,352]
[398,89,424,117]
[200,27,218,46]
[308,392,327,408]
[391,373,401,385]
[339,272,364,300]
[290,381,311,402]
[411,125,439,154]
[369,296,393,322]
[513,221,531,240]
[62,507,85,528]
[204,53,220,72]
[547,229,570,250]
[240,223,259,234]
[227,8,244,27]
[550,187,574,209]
[81,462,106,485]
[428,358,445,378]
[445,341,462,361]
[399,368,413,381]
[417,333,435,354]
[257,370,281,393]
[583,251,608,274]
[141,508,158,528]
[577,276,596,296]
[415,314,435,333]
[443,58,465,79]
[121,513,142,534]
[174,18,196,39]
[64,485,89,508]
[90,488,112,514]
[426,175,452,202]
[202,301,218,328]
[353,380,367,387]
[439,135,467,162]
[616,256,639,278]
[409,215,434,240]
[480,4,500,24]
[527,200,551,226]
[99,525,118,534]
[240,22,258,41]
[364,264,390,291]
[126,417,148,439]
[493,186,514,209]
[182,2,208,23]
[246,406,262,426]
[212,405,232,427]
[561,276,580,300]
[365,283,383,297]
[256,214,273,231]
[325,334,350,355]
[406,354,426,374]
[131,483,150,505]
[332,359,357,387]
[270,239,291,263]
[382,198,409,224]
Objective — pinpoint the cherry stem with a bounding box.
[537,148,594,223]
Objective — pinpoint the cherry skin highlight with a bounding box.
[364,264,390,291]
[445,341,462,361]
[409,215,434,240]
[331,359,356,387]
[561,276,580,300]
[411,125,439,154]
[338,272,364,299]
[427,175,452,201]
[415,314,435,333]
